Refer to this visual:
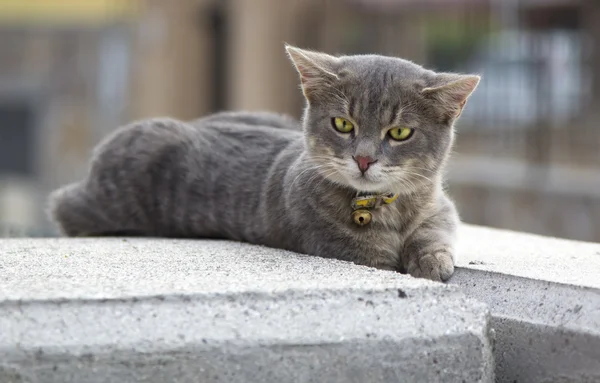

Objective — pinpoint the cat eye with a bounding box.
[332,117,354,133]
[388,127,414,141]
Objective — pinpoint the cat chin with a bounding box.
[344,178,392,193]
[318,170,392,193]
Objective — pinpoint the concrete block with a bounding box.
[0,238,493,383]
[452,225,600,383]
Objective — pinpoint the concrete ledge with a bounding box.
[5,226,595,382]
[453,225,600,383]
[0,239,493,383]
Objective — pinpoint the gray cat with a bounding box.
[48,45,479,282]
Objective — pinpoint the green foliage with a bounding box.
[424,13,498,70]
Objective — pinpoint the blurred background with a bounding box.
[0,0,599,241]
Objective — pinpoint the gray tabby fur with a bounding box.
[48,46,479,282]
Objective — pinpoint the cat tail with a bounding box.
[47,182,109,237]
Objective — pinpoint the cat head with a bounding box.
[286,45,479,194]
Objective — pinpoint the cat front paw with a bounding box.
[406,249,454,282]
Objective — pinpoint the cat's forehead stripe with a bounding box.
[348,97,356,117]
[381,70,390,88]
[390,103,401,126]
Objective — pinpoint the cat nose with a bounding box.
[353,156,377,173]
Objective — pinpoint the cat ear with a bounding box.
[423,73,480,122]
[285,44,339,101]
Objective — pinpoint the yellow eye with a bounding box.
[332,117,354,133]
[388,127,414,141]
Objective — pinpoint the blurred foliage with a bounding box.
[424,13,498,71]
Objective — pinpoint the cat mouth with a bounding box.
[313,161,391,192]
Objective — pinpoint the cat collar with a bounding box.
[350,192,398,226]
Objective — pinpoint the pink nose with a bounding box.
[354,156,377,173]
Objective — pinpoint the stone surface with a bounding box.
[0,238,493,383]
[453,225,600,383]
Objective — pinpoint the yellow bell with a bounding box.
[352,209,372,226]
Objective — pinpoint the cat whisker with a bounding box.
[290,165,326,191]
[289,162,339,191]
[394,180,422,200]
[382,167,435,185]
[401,171,434,184]
[383,165,433,173]
[389,171,430,196]
[314,170,347,191]
[312,169,339,189]
[309,155,347,166]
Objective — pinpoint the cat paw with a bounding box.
[406,249,454,282]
